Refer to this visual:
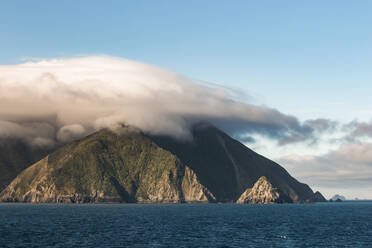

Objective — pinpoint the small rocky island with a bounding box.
[236,176,291,204]
[0,125,327,204]
[329,194,346,202]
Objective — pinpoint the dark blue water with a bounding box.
[0,202,371,247]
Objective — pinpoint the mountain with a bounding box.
[308,191,327,202]
[0,125,326,203]
[330,194,346,201]
[150,124,324,203]
[0,140,52,192]
[236,176,292,204]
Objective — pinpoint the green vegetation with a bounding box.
[1,128,209,203]
[0,125,326,203]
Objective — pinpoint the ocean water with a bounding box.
[0,202,371,247]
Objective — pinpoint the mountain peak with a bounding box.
[1,126,325,204]
[236,176,291,204]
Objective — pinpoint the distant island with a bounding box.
[329,194,346,202]
[0,125,327,204]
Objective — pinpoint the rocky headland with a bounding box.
[0,125,326,204]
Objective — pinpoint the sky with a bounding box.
[1,1,372,199]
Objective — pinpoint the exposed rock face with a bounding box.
[181,167,216,202]
[0,125,325,204]
[151,124,323,203]
[0,129,215,203]
[236,176,291,204]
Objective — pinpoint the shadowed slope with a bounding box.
[1,125,325,203]
[151,124,318,202]
[0,140,52,192]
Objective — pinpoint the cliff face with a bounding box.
[0,129,215,203]
[0,125,325,204]
[236,176,292,204]
[151,124,323,203]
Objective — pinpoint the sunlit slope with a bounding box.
[0,125,325,203]
[0,128,215,203]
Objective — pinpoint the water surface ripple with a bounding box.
[0,202,371,247]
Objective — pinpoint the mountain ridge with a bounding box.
[0,125,326,204]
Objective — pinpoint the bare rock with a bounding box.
[236,176,291,204]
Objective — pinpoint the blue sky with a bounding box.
[2,0,372,122]
[2,1,372,198]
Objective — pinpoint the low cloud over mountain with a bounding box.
[0,56,334,147]
[2,55,372,198]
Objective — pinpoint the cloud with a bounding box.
[278,142,372,191]
[0,120,56,147]
[346,119,372,139]
[0,55,335,146]
[304,118,338,133]
[234,135,256,143]
[56,124,88,143]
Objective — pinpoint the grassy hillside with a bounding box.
[1,128,214,203]
[0,125,325,203]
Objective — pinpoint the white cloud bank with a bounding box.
[2,55,372,198]
[0,55,329,146]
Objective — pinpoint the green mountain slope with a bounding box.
[0,125,326,203]
[0,128,215,203]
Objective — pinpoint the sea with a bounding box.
[0,201,371,247]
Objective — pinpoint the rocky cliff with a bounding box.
[0,125,325,204]
[0,129,215,203]
[236,176,292,204]
[150,124,325,203]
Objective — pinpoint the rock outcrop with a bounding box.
[151,124,324,203]
[0,129,215,203]
[236,176,291,204]
[0,125,325,204]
